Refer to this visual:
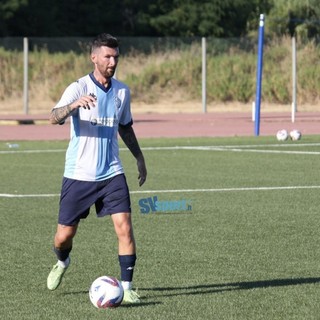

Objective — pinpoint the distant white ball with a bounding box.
[276,129,288,141]
[290,129,302,141]
[89,276,124,309]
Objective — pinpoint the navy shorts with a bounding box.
[58,174,131,226]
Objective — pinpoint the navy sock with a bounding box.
[119,254,136,282]
[54,247,72,261]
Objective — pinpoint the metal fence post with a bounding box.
[202,37,207,113]
[23,37,29,114]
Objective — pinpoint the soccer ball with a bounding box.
[276,129,288,141]
[89,276,124,309]
[290,129,302,141]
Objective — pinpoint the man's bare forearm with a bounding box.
[49,105,73,124]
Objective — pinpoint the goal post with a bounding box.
[254,15,299,134]
[254,14,265,136]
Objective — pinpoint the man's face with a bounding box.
[91,46,120,79]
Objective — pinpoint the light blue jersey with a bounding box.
[53,73,132,181]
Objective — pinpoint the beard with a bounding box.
[96,64,116,79]
[105,67,116,78]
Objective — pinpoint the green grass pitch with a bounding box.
[1,136,320,320]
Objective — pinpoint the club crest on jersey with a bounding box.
[114,97,121,109]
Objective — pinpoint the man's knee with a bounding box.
[113,213,132,233]
[55,224,77,245]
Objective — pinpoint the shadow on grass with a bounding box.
[120,301,162,308]
[140,277,320,298]
[61,290,162,307]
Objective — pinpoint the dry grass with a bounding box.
[0,37,319,116]
[1,95,318,116]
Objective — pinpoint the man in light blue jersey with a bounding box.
[47,33,147,304]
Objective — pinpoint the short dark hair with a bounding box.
[90,33,119,53]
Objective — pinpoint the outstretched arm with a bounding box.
[118,125,147,186]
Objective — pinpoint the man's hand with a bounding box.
[137,154,147,187]
[70,94,97,110]
[50,94,97,124]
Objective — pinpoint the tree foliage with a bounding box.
[0,0,319,38]
[267,0,320,38]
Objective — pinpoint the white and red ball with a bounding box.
[276,129,288,141]
[89,276,124,309]
[290,129,302,141]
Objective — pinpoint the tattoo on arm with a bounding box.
[50,105,73,124]
[118,126,142,159]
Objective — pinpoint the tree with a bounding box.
[2,0,318,39]
[0,0,28,35]
[222,0,273,37]
[145,0,273,37]
[147,0,228,37]
[0,0,155,37]
[267,0,320,38]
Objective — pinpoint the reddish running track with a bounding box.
[0,112,320,141]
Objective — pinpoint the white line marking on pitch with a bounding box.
[130,185,320,193]
[0,193,59,197]
[2,185,320,198]
[0,149,66,154]
[1,143,320,155]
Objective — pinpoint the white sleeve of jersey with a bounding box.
[53,81,83,109]
[118,87,132,126]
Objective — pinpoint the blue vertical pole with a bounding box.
[254,14,265,136]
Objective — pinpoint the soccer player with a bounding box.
[46,33,147,304]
